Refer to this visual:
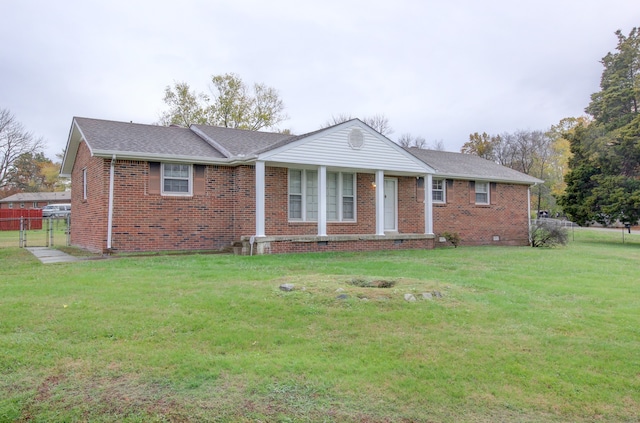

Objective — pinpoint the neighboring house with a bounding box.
[0,191,71,210]
[60,117,541,254]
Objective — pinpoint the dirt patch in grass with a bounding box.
[273,274,452,302]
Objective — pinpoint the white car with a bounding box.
[42,204,71,218]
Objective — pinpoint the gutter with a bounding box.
[92,150,257,166]
[107,154,116,250]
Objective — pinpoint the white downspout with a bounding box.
[107,155,116,250]
[255,160,266,237]
[375,170,385,235]
[318,165,327,236]
[425,174,434,235]
[527,185,533,245]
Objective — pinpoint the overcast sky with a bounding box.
[1,0,638,160]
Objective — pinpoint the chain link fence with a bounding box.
[0,216,70,248]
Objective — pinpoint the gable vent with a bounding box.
[348,128,364,150]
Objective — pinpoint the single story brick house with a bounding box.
[60,117,541,254]
[0,191,71,210]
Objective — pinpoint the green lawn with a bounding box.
[1,228,639,422]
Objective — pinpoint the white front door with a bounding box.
[384,178,397,231]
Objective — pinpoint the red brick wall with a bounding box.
[263,172,421,236]
[433,179,530,246]
[70,141,109,253]
[267,237,434,254]
[109,162,237,252]
[70,154,531,253]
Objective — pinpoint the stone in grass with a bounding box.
[422,292,433,300]
[432,291,443,298]
[336,293,350,300]
[404,294,417,302]
[279,283,295,292]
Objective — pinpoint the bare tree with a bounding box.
[430,139,446,151]
[0,108,44,191]
[322,113,394,136]
[322,113,355,128]
[362,114,393,136]
[397,133,427,148]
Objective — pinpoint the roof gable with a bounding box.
[259,120,432,174]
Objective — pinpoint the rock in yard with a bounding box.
[336,294,350,300]
[432,291,443,298]
[421,292,433,300]
[404,294,417,302]
[279,283,295,292]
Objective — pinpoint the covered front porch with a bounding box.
[242,161,436,255]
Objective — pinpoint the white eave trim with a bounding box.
[433,172,543,186]
[90,150,257,166]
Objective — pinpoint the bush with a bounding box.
[530,220,569,247]
[441,232,461,248]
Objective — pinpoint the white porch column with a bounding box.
[255,160,266,237]
[375,170,385,235]
[425,174,434,235]
[318,165,327,236]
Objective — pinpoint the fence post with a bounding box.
[19,216,24,248]
[49,217,54,247]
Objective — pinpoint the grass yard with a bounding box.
[1,228,639,422]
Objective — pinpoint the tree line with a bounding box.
[459,27,639,225]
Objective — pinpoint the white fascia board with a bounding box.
[91,150,256,166]
[60,119,93,177]
[434,172,543,185]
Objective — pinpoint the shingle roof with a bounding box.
[67,117,541,185]
[74,118,227,159]
[0,191,71,203]
[407,148,542,185]
[190,124,295,157]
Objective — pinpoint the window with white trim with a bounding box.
[82,167,88,200]
[475,181,489,204]
[162,163,192,195]
[432,179,445,203]
[8,202,13,209]
[289,169,356,222]
[32,202,38,208]
[327,172,355,221]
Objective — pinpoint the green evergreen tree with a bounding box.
[559,28,640,226]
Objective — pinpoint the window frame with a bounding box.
[475,181,490,204]
[288,169,357,222]
[82,167,88,200]
[432,178,445,203]
[161,163,193,196]
[327,171,356,222]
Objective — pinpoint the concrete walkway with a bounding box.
[26,247,80,264]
